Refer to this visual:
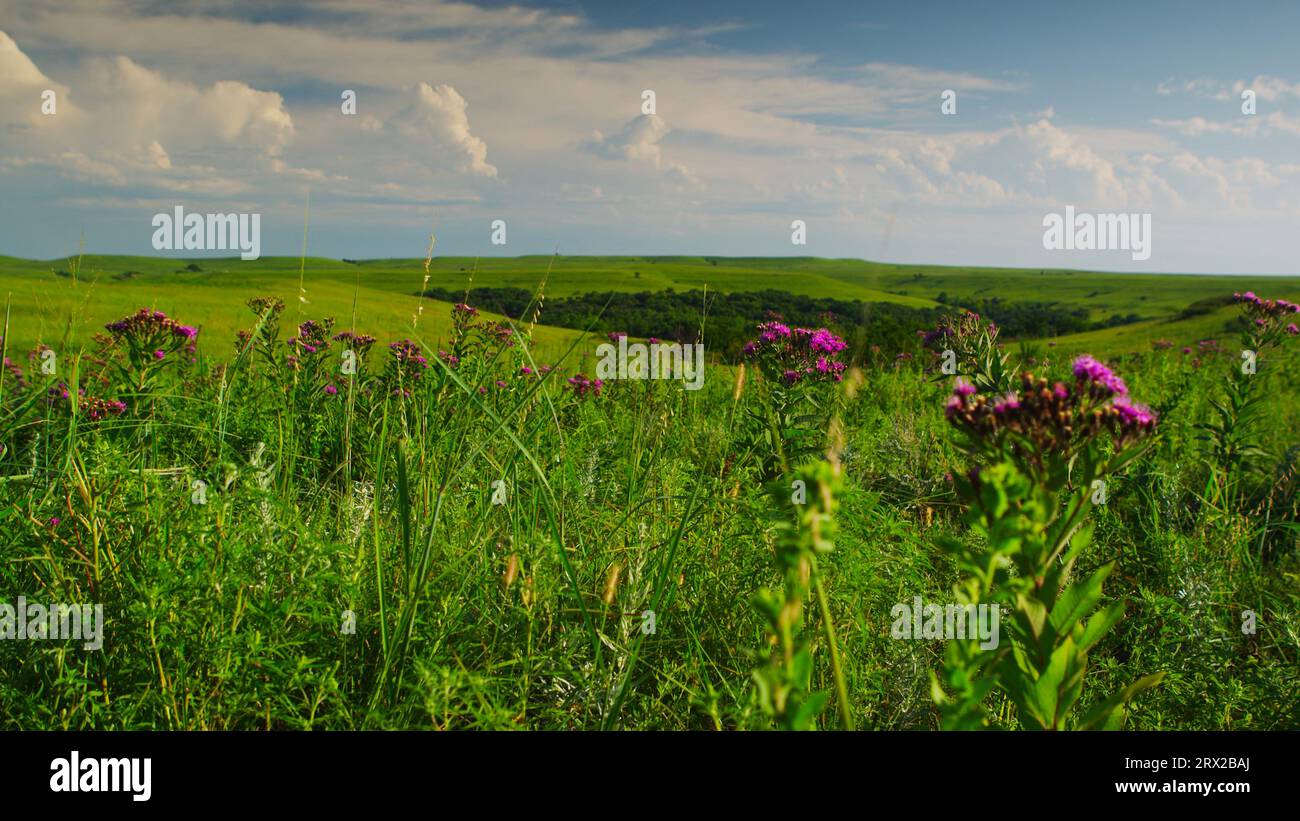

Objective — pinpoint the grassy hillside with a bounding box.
[1,251,1297,359]
[2,265,1297,731]
[0,255,585,362]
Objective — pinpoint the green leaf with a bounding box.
[1049,563,1113,637]
[792,691,829,730]
[1075,600,1126,653]
[1076,672,1166,730]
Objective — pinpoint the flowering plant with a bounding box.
[741,321,850,475]
[743,321,848,385]
[919,309,1012,393]
[932,355,1163,729]
[1199,293,1300,507]
[104,307,198,405]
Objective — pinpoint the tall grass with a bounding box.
[0,281,1297,730]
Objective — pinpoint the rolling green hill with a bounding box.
[1,253,1296,359]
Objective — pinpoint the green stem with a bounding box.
[811,562,853,730]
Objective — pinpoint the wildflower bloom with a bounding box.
[744,322,848,384]
[1072,355,1128,397]
[1234,291,1300,348]
[333,330,376,358]
[286,318,335,368]
[81,396,128,421]
[324,384,338,396]
[945,361,1157,461]
[105,307,199,367]
[567,373,604,398]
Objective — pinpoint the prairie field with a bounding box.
[0,254,1297,730]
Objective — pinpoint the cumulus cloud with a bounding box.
[585,113,701,188]
[0,29,72,126]
[2,5,1300,270]
[389,82,497,178]
[0,32,294,190]
[588,114,672,163]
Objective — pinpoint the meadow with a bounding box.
[0,254,1297,730]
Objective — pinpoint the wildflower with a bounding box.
[567,373,604,398]
[388,339,428,368]
[488,323,517,347]
[75,395,128,421]
[1234,292,1300,346]
[744,322,848,384]
[324,384,338,396]
[333,330,377,358]
[1072,355,1128,397]
[945,365,1156,461]
[105,307,199,368]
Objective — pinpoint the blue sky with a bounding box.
[1,0,1299,273]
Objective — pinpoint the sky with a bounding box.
[1,0,1299,273]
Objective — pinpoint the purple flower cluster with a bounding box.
[333,330,376,354]
[46,382,127,421]
[1234,291,1300,338]
[567,373,604,398]
[83,396,129,420]
[388,339,428,368]
[743,321,849,384]
[1234,291,1299,315]
[945,356,1156,455]
[105,308,198,348]
[288,319,333,356]
[1072,355,1129,397]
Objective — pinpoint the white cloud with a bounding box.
[389,83,497,178]
[1151,112,1300,138]
[585,113,701,189]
